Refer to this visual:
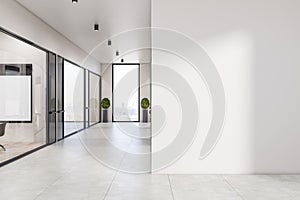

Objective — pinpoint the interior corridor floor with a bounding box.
[0,124,300,200]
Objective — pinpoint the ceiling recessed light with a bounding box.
[121,59,124,63]
[108,40,112,46]
[72,0,78,3]
[94,24,100,31]
[116,51,119,56]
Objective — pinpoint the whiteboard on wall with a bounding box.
[0,76,31,122]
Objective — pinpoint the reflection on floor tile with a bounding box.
[223,175,296,200]
[78,123,151,173]
[64,122,84,136]
[0,123,300,200]
[169,175,242,200]
[106,173,173,200]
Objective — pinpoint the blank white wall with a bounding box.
[0,0,100,74]
[152,0,300,174]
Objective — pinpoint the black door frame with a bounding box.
[47,52,57,144]
[63,59,86,138]
[47,54,65,143]
[112,63,140,122]
[56,55,64,141]
[87,70,102,127]
[62,59,102,137]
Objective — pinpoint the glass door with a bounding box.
[85,71,89,128]
[56,56,64,140]
[47,53,64,143]
[48,52,56,144]
[63,60,84,136]
[88,72,101,126]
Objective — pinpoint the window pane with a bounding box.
[0,31,47,163]
[64,61,84,135]
[113,65,139,122]
[89,73,100,125]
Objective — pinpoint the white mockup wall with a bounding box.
[152,0,300,174]
[0,0,100,74]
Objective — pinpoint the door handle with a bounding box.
[49,110,65,114]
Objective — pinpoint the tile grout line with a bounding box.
[73,132,118,200]
[102,170,119,200]
[102,138,133,200]
[267,175,296,200]
[222,175,245,200]
[33,168,73,200]
[168,175,176,200]
[33,141,87,200]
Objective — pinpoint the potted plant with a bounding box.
[101,98,110,122]
[141,97,150,122]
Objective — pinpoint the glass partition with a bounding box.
[0,31,47,163]
[85,71,89,128]
[48,52,56,144]
[89,72,100,126]
[64,60,84,136]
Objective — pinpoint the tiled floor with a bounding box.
[0,123,300,200]
[64,122,84,136]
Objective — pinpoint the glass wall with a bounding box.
[89,72,100,126]
[0,31,47,163]
[85,71,89,128]
[64,60,84,136]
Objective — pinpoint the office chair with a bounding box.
[0,123,7,151]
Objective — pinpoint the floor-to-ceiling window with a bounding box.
[88,72,101,126]
[0,31,47,163]
[113,64,140,122]
[63,60,84,136]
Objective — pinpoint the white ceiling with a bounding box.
[16,0,151,63]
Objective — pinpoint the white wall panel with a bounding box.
[152,0,300,174]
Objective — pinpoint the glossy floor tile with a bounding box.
[106,173,173,200]
[0,123,300,200]
[169,175,242,200]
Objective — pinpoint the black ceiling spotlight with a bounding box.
[72,0,78,3]
[94,24,100,31]
[116,50,119,56]
[108,40,112,46]
[121,58,124,63]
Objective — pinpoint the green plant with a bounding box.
[101,98,110,109]
[141,98,150,109]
